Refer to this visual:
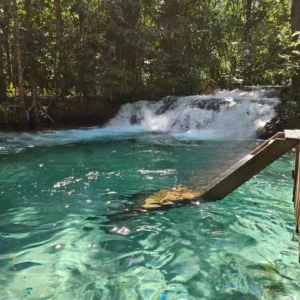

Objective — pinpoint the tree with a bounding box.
[2,2,12,85]
[243,0,253,84]
[0,0,296,126]
[0,44,6,101]
[24,0,39,122]
[291,0,300,102]
[0,1,8,101]
[55,0,63,97]
[12,0,25,113]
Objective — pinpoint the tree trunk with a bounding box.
[3,3,12,84]
[160,0,180,93]
[124,1,141,97]
[243,0,253,85]
[55,0,63,98]
[30,70,39,122]
[12,0,25,113]
[0,0,9,98]
[0,46,6,102]
[291,0,300,101]
[75,0,85,37]
[25,0,40,124]
[4,27,12,85]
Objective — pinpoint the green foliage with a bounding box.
[0,0,295,103]
[286,100,300,127]
[7,83,16,95]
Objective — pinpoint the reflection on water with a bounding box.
[0,133,299,299]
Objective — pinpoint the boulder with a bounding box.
[257,108,288,139]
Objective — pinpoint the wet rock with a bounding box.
[130,114,143,125]
[257,126,268,139]
[257,102,288,139]
[256,87,289,139]
[129,106,144,124]
[142,187,203,210]
[257,117,287,139]
[193,99,234,111]
[156,96,178,114]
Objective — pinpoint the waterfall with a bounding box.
[108,89,280,140]
[0,88,281,155]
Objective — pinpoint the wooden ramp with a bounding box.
[202,130,300,201]
[201,130,300,261]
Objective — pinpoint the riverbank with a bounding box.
[0,96,127,131]
[0,86,289,135]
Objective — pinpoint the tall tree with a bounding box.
[25,0,39,122]
[0,0,12,98]
[12,0,25,112]
[0,3,6,101]
[55,0,63,97]
[2,3,12,85]
[291,0,300,101]
[0,0,296,123]
[243,0,253,84]
[0,42,6,102]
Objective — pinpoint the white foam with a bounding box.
[0,89,280,154]
[0,127,145,154]
[108,89,279,140]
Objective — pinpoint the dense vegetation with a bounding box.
[0,0,299,126]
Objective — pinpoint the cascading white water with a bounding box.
[0,88,281,154]
[108,89,280,140]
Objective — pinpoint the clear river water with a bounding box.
[0,90,299,299]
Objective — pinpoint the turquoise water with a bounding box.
[0,130,299,299]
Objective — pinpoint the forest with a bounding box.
[0,0,299,127]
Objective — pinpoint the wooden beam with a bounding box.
[294,146,300,232]
[202,135,299,201]
[200,130,300,261]
[251,132,284,155]
[293,145,300,262]
[285,129,300,140]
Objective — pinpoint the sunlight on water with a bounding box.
[0,131,299,299]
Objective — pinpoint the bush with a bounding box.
[286,100,300,127]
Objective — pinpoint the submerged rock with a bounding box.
[142,187,203,210]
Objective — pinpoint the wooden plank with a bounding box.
[285,130,300,140]
[202,138,299,201]
[294,145,300,263]
[293,144,299,203]
[250,140,272,156]
[295,145,300,234]
[272,132,286,139]
[251,132,284,155]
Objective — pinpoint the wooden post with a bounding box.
[293,145,300,262]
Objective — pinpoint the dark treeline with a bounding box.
[0,0,299,125]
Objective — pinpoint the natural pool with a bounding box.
[0,129,299,300]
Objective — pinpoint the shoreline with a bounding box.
[0,86,289,135]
